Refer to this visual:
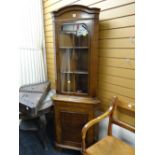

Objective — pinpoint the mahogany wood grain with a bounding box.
[52,5,100,97]
[53,95,100,150]
[52,5,100,150]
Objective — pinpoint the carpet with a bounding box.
[19,114,81,155]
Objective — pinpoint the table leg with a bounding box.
[38,114,49,151]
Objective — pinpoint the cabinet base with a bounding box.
[53,95,100,151]
[55,142,81,151]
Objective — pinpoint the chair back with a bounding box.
[108,96,135,136]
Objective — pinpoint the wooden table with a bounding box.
[19,90,55,150]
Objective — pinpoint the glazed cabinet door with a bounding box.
[56,20,94,96]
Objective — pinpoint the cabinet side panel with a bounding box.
[89,17,99,97]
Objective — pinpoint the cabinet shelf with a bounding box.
[61,91,88,95]
[60,47,88,49]
[61,71,88,74]
[75,71,88,74]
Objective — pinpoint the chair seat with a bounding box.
[85,136,134,155]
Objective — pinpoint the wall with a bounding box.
[42,0,135,114]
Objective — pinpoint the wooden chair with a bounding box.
[82,96,135,155]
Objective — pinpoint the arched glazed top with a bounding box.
[52,5,100,17]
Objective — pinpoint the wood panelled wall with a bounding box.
[43,0,135,111]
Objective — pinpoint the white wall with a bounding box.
[98,118,135,146]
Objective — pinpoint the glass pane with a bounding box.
[61,24,76,32]
[74,23,88,47]
[59,33,73,47]
[75,74,88,94]
[60,49,74,72]
[61,73,74,93]
[59,24,76,47]
[59,23,89,94]
[75,49,88,71]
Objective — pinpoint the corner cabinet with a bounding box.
[52,5,100,151]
